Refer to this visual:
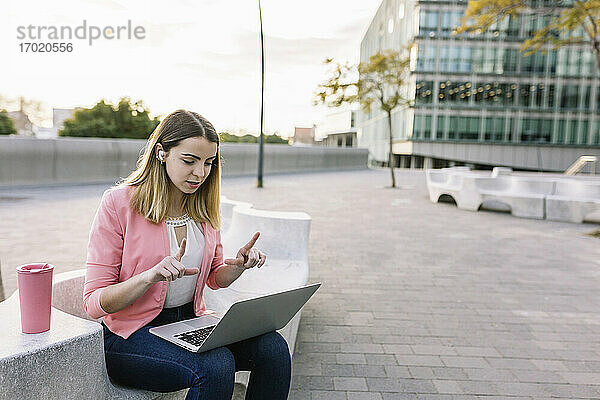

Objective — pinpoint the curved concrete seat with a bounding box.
[546,180,600,223]
[491,167,513,178]
[425,169,463,204]
[476,177,555,219]
[0,270,188,400]
[426,167,600,223]
[219,195,252,236]
[204,204,312,356]
[426,169,489,211]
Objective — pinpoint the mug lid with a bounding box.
[16,263,54,274]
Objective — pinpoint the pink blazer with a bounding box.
[83,185,225,339]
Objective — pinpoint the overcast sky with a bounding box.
[2,0,382,137]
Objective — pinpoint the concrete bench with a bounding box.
[427,168,554,218]
[546,180,600,223]
[425,168,600,223]
[204,204,311,354]
[476,176,556,219]
[219,195,252,236]
[425,168,466,206]
[0,199,312,399]
[0,271,188,400]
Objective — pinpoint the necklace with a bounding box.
[165,213,191,227]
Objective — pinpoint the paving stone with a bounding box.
[431,368,469,380]
[384,365,412,378]
[397,378,438,394]
[457,380,499,396]
[493,382,550,397]
[542,383,600,398]
[366,378,405,392]
[408,367,435,379]
[310,391,346,400]
[288,389,311,400]
[381,393,419,400]
[347,392,384,400]
[462,368,518,382]
[354,365,387,378]
[440,356,490,369]
[340,344,385,354]
[485,358,538,370]
[453,347,502,357]
[322,364,355,377]
[558,372,600,385]
[382,344,413,354]
[510,369,569,384]
[431,380,462,394]
[337,353,367,364]
[292,376,334,391]
[294,362,324,376]
[334,377,368,391]
[411,346,457,356]
[395,355,445,367]
[530,359,568,371]
[365,354,398,365]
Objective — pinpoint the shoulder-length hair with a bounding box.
[114,109,221,230]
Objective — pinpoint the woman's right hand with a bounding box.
[143,238,199,284]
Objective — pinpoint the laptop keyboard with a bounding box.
[174,325,216,347]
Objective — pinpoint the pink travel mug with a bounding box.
[16,263,54,333]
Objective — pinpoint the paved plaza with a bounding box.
[1,168,600,399]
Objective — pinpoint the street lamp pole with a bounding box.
[257,0,265,188]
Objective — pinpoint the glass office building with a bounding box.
[358,0,600,171]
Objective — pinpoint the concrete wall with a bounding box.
[413,141,600,173]
[0,137,368,187]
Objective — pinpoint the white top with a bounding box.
[163,214,205,308]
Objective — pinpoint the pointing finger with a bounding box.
[241,232,260,251]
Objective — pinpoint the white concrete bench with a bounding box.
[425,169,466,206]
[546,180,600,223]
[219,195,252,236]
[475,176,556,219]
[0,199,312,399]
[204,204,311,355]
[426,168,600,222]
[204,203,311,387]
[0,271,188,400]
[427,168,555,218]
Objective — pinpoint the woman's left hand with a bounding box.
[224,232,267,270]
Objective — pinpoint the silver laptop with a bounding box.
[149,283,321,353]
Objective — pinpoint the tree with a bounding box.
[0,110,17,135]
[0,95,49,127]
[314,49,412,188]
[218,131,288,144]
[456,0,600,73]
[60,97,160,139]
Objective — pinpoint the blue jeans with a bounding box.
[101,301,291,400]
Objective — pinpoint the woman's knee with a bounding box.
[190,347,236,388]
[261,332,291,368]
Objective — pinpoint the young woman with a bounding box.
[83,110,291,399]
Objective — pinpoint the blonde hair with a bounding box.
[114,109,221,230]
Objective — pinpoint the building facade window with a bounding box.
[485,117,504,141]
[520,118,552,143]
[560,86,579,110]
[416,81,434,104]
[419,10,439,37]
